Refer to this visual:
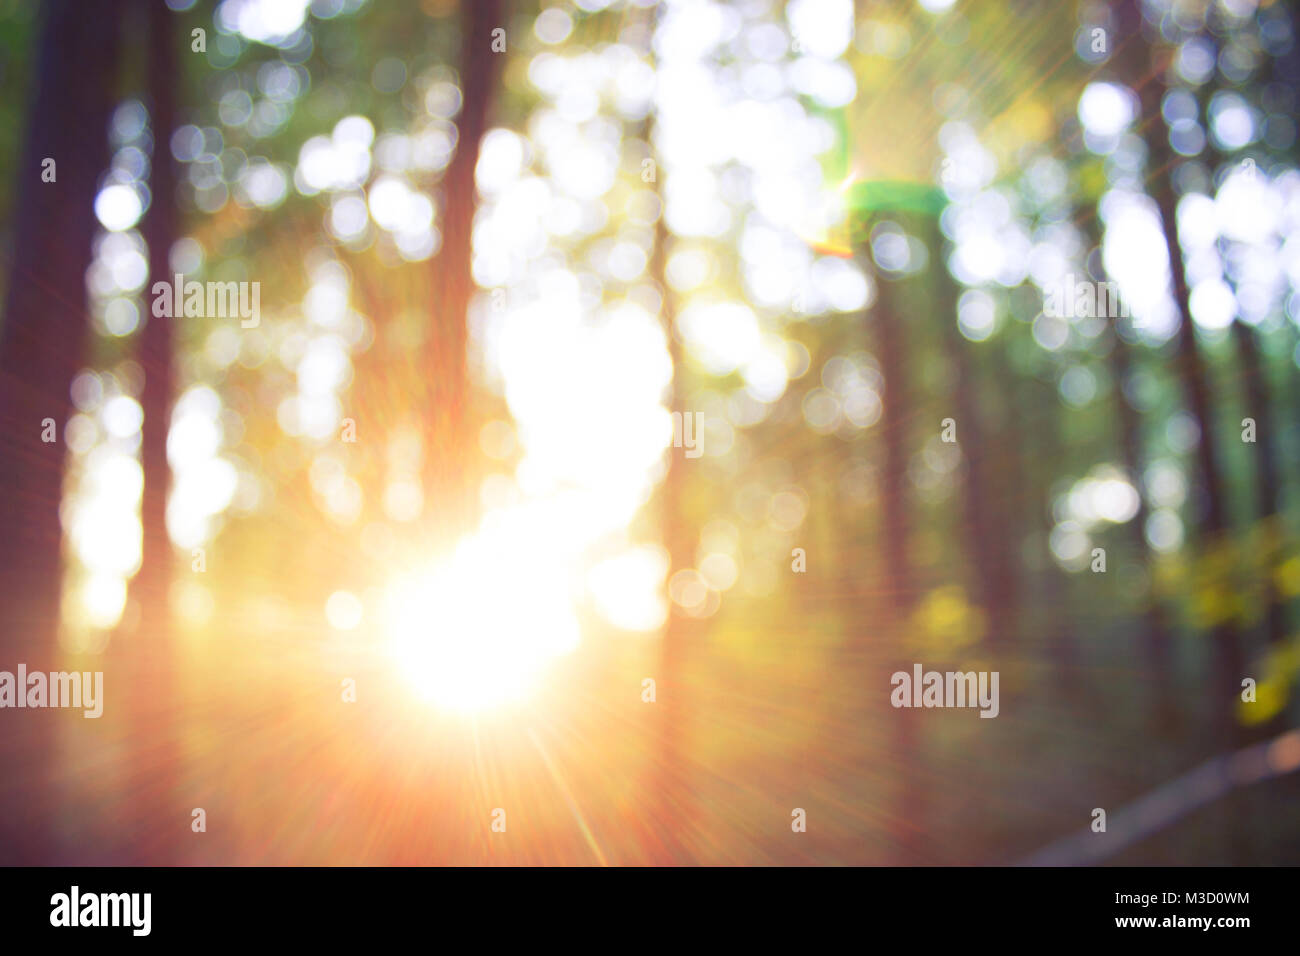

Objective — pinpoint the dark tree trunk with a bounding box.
[1231,321,1286,623]
[1109,322,1180,722]
[135,0,177,671]
[1188,6,1289,660]
[1190,70,1289,662]
[119,0,180,864]
[1083,212,1179,729]
[1118,0,1248,862]
[865,233,925,864]
[872,255,912,619]
[425,0,502,542]
[1236,4,1299,731]
[1120,0,1244,753]
[1013,352,1083,701]
[927,218,1017,649]
[1149,109,1243,754]
[0,0,122,863]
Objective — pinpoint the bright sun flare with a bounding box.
[383,517,580,712]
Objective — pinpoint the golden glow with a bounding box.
[383,508,580,712]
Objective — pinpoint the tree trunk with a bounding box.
[648,202,698,863]
[0,0,122,864]
[424,0,502,542]
[120,0,180,864]
[1083,211,1178,729]
[1187,12,1288,660]
[1121,0,1244,753]
[135,0,177,672]
[865,233,925,864]
[927,217,1017,649]
[1119,0,1247,862]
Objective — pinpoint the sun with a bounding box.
[382,514,580,712]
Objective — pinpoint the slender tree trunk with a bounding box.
[637,0,701,863]
[1119,0,1248,861]
[1121,0,1244,754]
[1245,4,1300,732]
[120,0,179,864]
[872,253,912,620]
[136,0,177,671]
[987,348,1022,644]
[1231,321,1286,625]
[1175,31,1290,859]
[1257,0,1300,733]
[1191,74,1289,663]
[648,203,697,864]
[1151,123,1243,754]
[0,0,122,864]
[865,234,925,864]
[1018,363,1084,698]
[1110,324,1180,719]
[1083,211,1179,728]
[927,218,1017,649]
[1187,10,1289,660]
[424,0,502,542]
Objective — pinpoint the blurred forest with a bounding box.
[0,0,1299,865]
